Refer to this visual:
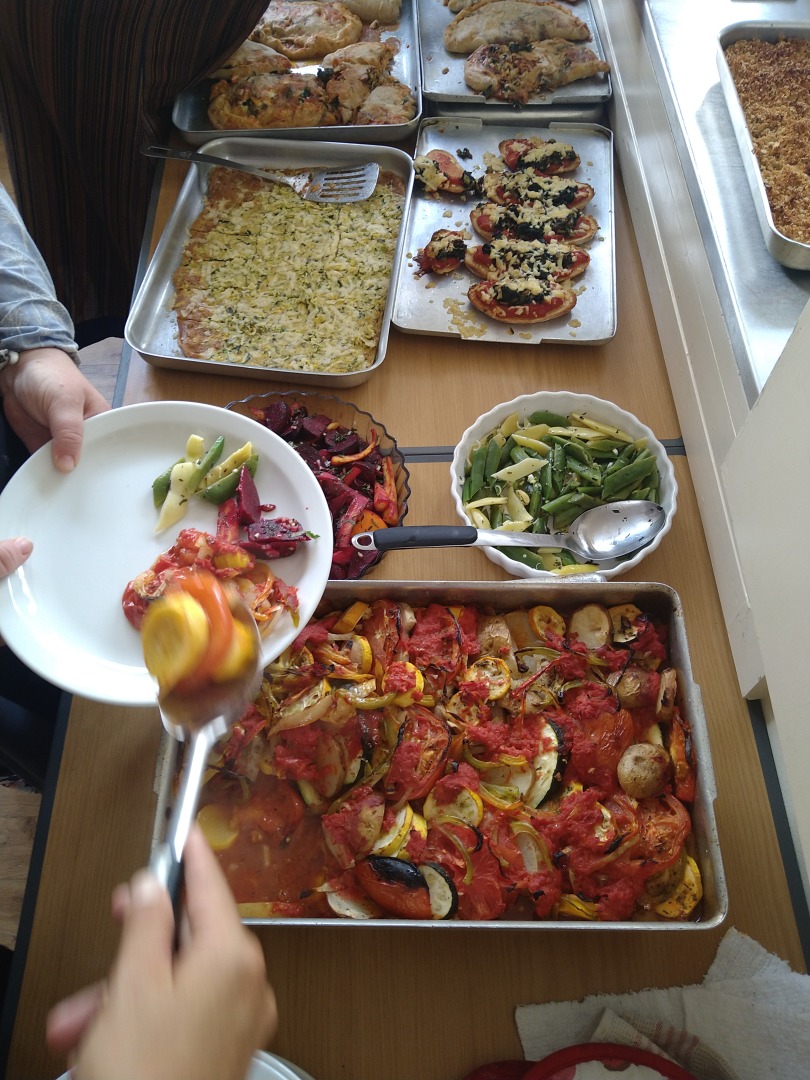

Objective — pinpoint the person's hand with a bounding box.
[0,535,32,578]
[0,347,109,470]
[46,826,278,1080]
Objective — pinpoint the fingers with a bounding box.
[0,537,33,578]
[109,869,175,990]
[46,982,106,1054]
[181,824,242,937]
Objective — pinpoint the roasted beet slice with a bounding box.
[235,465,262,526]
[254,400,291,435]
[243,517,311,559]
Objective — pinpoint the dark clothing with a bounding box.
[0,414,62,788]
[0,0,267,324]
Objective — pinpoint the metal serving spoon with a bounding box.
[352,500,667,564]
[150,600,263,913]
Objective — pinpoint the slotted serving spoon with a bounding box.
[149,599,264,913]
[142,144,380,203]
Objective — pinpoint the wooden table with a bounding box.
[2,157,805,1080]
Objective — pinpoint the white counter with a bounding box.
[592,0,810,897]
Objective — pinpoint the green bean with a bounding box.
[601,452,656,499]
[498,435,517,469]
[509,446,531,464]
[565,456,602,485]
[527,484,542,518]
[527,410,569,427]
[484,437,502,481]
[560,438,593,466]
[497,547,545,570]
[540,458,555,501]
[489,503,504,529]
[541,491,600,516]
[468,443,488,499]
[603,442,637,475]
[551,442,566,492]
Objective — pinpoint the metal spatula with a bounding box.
[143,144,380,203]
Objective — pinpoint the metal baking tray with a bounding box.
[172,0,422,145]
[717,22,810,271]
[152,579,727,930]
[419,0,610,121]
[125,137,414,388]
[392,117,616,345]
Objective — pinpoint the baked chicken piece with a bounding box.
[444,0,590,55]
[465,39,610,102]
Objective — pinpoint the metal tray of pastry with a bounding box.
[419,0,610,121]
[124,137,413,387]
[717,22,810,271]
[172,0,422,145]
[152,578,727,930]
[392,117,615,345]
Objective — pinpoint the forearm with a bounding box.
[0,186,77,359]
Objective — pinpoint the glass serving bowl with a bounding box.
[227,390,411,579]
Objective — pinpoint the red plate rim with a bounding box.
[523,1042,698,1080]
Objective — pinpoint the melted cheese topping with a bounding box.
[172,169,404,374]
[483,170,581,206]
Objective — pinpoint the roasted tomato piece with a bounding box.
[322,784,385,869]
[361,599,401,673]
[384,705,451,804]
[355,856,432,919]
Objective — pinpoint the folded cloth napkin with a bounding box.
[515,928,810,1080]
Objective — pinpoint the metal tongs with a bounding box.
[149,600,264,916]
[142,144,380,203]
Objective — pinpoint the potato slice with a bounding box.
[568,603,611,648]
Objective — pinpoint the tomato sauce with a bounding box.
[201,774,337,909]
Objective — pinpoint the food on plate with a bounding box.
[212,39,293,78]
[465,237,590,281]
[151,432,258,533]
[414,148,481,196]
[140,569,259,696]
[337,0,402,21]
[416,229,468,275]
[443,0,590,55]
[481,168,593,209]
[322,38,399,72]
[723,37,810,245]
[171,166,404,374]
[208,71,340,129]
[464,39,610,103]
[499,136,580,174]
[123,482,305,643]
[468,274,576,323]
[470,200,599,244]
[460,409,662,573]
[208,35,411,129]
[250,0,362,60]
[243,397,404,578]
[193,596,701,922]
[353,79,416,124]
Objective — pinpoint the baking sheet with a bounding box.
[152,578,727,930]
[717,22,810,272]
[172,0,422,145]
[124,137,413,388]
[419,0,611,119]
[392,117,616,345]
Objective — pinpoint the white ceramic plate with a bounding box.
[450,391,677,581]
[0,401,333,705]
[58,1051,314,1080]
